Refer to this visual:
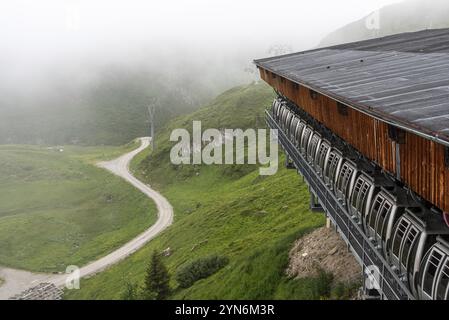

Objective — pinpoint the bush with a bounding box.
[120,281,139,300]
[176,255,229,288]
[313,270,334,299]
[274,270,334,300]
[330,281,361,300]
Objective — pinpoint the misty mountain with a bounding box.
[0,59,254,146]
[4,1,434,147]
[319,0,449,47]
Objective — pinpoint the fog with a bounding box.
[0,0,402,85]
[0,0,406,145]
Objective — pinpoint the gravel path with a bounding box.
[0,137,173,299]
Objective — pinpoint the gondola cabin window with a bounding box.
[392,218,409,262]
[422,248,444,297]
[400,226,419,270]
[436,260,449,299]
[357,182,371,214]
[376,200,392,241]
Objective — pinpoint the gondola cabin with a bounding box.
[389,207,449,297]
[257,29,449,300]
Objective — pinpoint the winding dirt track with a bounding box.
[0,137,173,299]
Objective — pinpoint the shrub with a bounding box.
[120,281,139,300]
[176,255,229,288]
[313,270,334,299]
[330,281,361,300]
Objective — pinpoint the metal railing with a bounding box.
[266,110,415,300]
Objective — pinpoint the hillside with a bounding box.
[0,60,254,146]
[135,82,273,189]
[319,0,449,47]
[65,82,359,300]
[0,143,157,272]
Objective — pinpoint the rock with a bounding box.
[10,283,63,300]
[191,239,208,251]
[255,210,268,216]
[162,247,172,257]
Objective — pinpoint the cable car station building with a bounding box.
[255,29,449,300]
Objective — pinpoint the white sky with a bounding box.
[0,0,404,78]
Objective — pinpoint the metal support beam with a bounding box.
[310,191,323,212]
[265,110,414,300]
[395,143,401,180]
[285,154,296,169]
[147,98,159,150]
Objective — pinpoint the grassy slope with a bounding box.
[66,82,334,300]
[0,142,157,272]
[0,61,253,146]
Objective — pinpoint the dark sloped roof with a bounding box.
[254,29,449,145]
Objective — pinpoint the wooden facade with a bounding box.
[259,67,449,213]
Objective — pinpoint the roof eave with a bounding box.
[256,63,449,147]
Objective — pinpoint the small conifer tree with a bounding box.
[143,251,171,300]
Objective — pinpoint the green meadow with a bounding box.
[0,142,157,272]
[65,83,358,300]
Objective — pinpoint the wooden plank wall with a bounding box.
[259,68,449,212]
[400,133,449,212]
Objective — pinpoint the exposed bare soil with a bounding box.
[0,138,174,299]
[287,226,362,284]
